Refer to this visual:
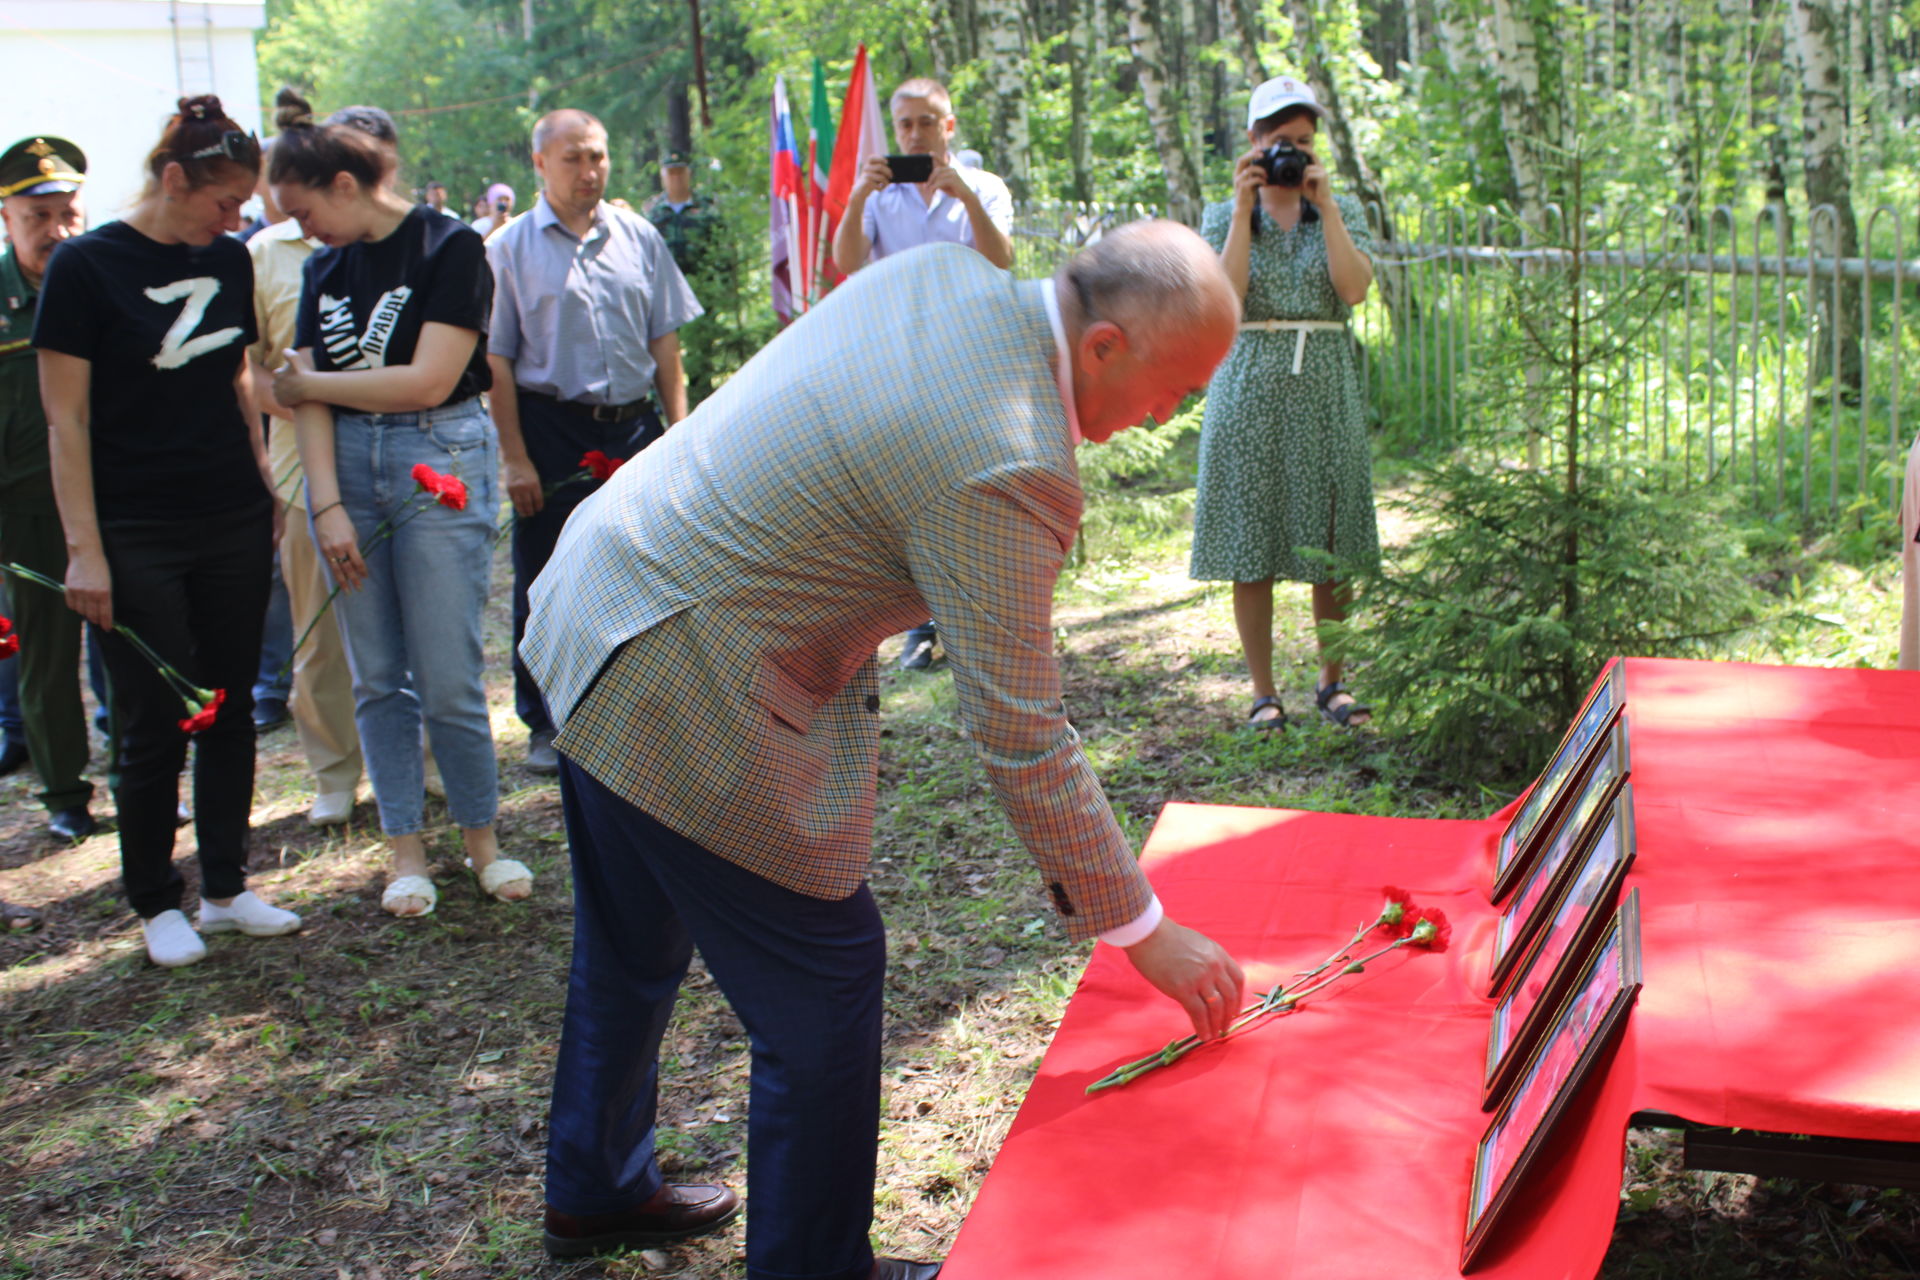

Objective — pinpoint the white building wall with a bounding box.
[0,1,266,222]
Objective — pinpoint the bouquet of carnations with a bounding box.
[1087,887,1452,1093]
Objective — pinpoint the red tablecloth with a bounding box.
[943,658,1920,1279]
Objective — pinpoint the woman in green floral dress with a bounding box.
[1190,75,1379,731]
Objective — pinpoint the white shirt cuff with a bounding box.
[1097,895,1164,948]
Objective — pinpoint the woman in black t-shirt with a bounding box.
[265,90,529,919]
[35,95,303,967]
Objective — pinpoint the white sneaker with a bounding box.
[308,790,356,826]
[197,890,303,937]
[143,910,208,967]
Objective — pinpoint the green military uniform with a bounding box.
[640,191,718,276]
[0,136,94,815]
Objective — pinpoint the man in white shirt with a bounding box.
[832,78,1013,276]
[832,77,1015,669]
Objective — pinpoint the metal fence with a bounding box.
[1014,198,1918,522]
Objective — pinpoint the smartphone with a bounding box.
[886,154,934,184]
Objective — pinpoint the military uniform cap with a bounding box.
[0,137,86,199]
[661,149,693,169]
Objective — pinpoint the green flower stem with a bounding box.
[279,491,440,678]
[1086,908,1405,1095]
[3,561,212,709]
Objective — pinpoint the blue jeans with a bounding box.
[325,401,500,836]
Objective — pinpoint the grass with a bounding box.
[0,486,1913,1278]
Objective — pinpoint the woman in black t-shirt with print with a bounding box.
[35,95,303,967]
[266,90,530,919]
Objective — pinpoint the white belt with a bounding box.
[1240,319,1348,375]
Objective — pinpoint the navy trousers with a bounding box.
[510,395,663,735]
[548,757,886,1280]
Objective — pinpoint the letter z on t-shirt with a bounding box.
[32,221,264,521]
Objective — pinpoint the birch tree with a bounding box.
[1787,0,1862,390]
[1067,0,1093,199]
[1659,0,1698,225]
[1283,0,1406,326]
[1125,0,1204,222]
[1485,0,1554,228]
[1220,0,1268,85]
[978,0,1033,199]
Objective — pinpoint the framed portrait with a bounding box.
[1462,894,1643,1272]
[1493,662,1626,903]
[1484,815,1639,1109]
[1487,723,1631,996]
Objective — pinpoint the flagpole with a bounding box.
[801,135,817,308]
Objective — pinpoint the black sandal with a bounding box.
[1316,682,1372,728]
[1244,694,1287,732]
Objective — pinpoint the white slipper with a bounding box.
[468,857,534,903]
[381,874,437,918]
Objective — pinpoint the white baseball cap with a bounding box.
[1246,76,1326,129]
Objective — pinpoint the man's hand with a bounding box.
[927,159,971,203]
[857,156,892,198]
[504,452,544,519]
[1123,917,1246,1040]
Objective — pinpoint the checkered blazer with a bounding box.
[523,244,1153,940]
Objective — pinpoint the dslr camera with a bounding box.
[1258,140,1310,188]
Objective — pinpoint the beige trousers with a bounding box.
[282,498,365,795]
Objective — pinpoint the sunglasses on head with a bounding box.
[187,130,262,165]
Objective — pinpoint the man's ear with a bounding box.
[1079,318,1128,373]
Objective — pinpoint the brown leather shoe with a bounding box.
[871,1259,943,1280]
[542,1182,741,1258]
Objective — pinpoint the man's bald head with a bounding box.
[1060,219,1239,362]
[532,109,604,154]
[1059,220,1241,442]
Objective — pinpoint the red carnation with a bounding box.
[411,463,469,511]
[178,688,226,735]
[1377,886,1417,938]
[1406,906,1452,953]
[581,450,626,481]
[0,616,15,659]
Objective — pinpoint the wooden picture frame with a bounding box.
[1492,662,1626,904]
[1462,893,1644,1272]
[1484,815,1639,1110]
[1487,723,1631,996]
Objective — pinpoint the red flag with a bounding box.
[826,44,886,226]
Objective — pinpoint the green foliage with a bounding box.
[1337,145,1769,781]
[1330,464,1764,778]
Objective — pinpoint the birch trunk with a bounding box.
[1283,0,1406,330]
[1092,0,1111,57]
[1125,0,1204,223]
[1175,0,1202,164]
[980,0,1033,200]
[1221,0,1268,86]
[1659,0,1697,227]
[1431,0,1484,188]
[1788,0,1862,390]
[1486,0,1552,226]
[1068,0,1093,199]
[1867,0,1891,139]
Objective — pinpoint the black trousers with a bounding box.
[510,393,663,734]
[97,500,273,918]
